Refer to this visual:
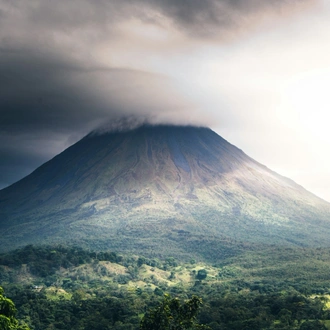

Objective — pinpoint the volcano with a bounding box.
[1,125,330,257]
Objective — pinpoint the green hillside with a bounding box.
[2,244,330,329]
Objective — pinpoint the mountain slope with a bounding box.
[1,125,330,255]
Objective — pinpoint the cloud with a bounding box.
[0,0,317,132]
[0,49,202,133]
[0,0,320,189]
[0,48,202,187]
[146,0,318,38]
[0,0,318,62]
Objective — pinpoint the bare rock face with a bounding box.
[1,124,330,255]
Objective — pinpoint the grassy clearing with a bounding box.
[45,287,72,300]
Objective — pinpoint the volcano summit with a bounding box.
[1,125,330,257]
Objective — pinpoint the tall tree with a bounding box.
[140,294,209,330]
[0,287,30,330]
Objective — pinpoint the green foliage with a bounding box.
[0,287,30,330]
[0,245,121,277]
[140,294,209,330]
[196,269,207,281]
[2,244,330,329]
[169,271,176,280]
[154,287,164,296]
[299,320,327,329]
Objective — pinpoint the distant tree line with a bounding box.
[1,245,330,329]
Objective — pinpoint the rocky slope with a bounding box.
[1,125,330,255]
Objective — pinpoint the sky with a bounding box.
[1,0,330,202]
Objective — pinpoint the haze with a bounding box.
[1,0,330,202]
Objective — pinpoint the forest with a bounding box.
[1,244,330,329]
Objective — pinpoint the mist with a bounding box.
[1,0,330,201]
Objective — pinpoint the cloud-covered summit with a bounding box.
[0,0,324,193]
[0,0,317,133]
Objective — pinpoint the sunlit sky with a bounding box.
[1,0,330,201]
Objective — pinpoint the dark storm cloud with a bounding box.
[0,0,316,133]
[0,50,194,133]
[0,48,196,188]
[0,51,104,134]
[0,0,317,189]
[0,52,85,133]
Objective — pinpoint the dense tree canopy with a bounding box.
[140,294,209,330]
[2,245,330,329]
[0,287,30,330]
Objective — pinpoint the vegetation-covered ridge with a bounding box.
[2,244,330,329]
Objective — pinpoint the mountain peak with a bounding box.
[1,125,330,255]
[88,122,211,137]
